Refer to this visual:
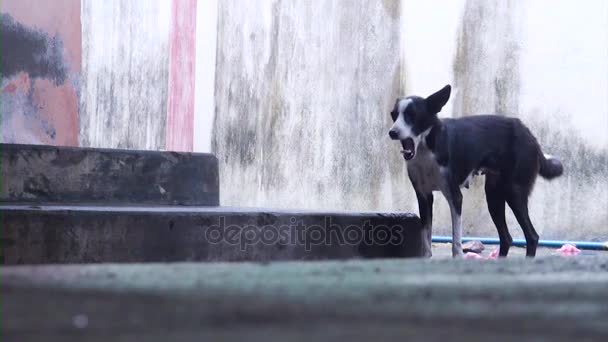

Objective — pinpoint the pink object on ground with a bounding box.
[464,252,483,259]
[463,247,499,261]
[556,243,581,255]
[487,247,499,259]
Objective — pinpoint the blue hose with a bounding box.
[432,236,608,250]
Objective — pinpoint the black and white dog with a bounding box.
[389,85,563,258]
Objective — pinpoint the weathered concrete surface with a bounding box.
[0,205,424,264]
[213,0,406,211]
[2,257,608,341]
[0,143,219,206]
[193,0,218,153]
[213,0,608,243]
[444,0,608,241]
[80,0,171,150]
[432,242,605,258]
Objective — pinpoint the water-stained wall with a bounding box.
[445,0,608,241]
[214,0,608,241]
[0,0,81,146]
[79,0,172,150]
[452,0,522,117]
[1,0,606,241]
[214,0,410,211]
[2,0,200,152]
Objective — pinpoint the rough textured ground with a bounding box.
[431,242,603,258]
[3,249,608,342]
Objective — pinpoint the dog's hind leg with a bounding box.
[507,184,539,257]
[484,175,512,257]
[415,191,434,257]
[441,186,463,258]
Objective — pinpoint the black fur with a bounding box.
[540,156,564,179]
[390,84,564,257]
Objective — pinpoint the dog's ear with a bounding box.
[426,84,451,114]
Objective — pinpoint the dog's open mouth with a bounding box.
[401,138,416,160]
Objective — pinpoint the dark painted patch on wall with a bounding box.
[0,7,79,146]
[0,13,68,84]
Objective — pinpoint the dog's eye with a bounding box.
[404,110,414,124]
[390,110,397,121]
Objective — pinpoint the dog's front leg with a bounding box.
[442,185,463,258]
[415,190,433,257]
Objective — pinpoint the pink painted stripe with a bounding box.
[166,0,197,152]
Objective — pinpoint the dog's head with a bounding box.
[389,85,451,160]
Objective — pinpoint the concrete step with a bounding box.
[1,143,219,206]
[3,257,608,341]
[0,204,424,264]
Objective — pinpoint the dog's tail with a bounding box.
[539,153,563,180]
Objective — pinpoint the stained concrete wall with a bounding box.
[213,0,608,241]
[193,0,218,153]
[0,0,81,146]
[403,0,608,241]
[1,0,606,241]
[2,0,204,152]
[79,0,172,150]
[213,0,407,212]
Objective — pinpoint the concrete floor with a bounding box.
[3,246,608,342]
[431,242,604,258]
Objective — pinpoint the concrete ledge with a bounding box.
[0,205,425,264]
[0,143,219,206]
[2,257,608,341]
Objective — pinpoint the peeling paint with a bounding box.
[0,0,80,146]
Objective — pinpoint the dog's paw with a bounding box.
[452,251,464,259]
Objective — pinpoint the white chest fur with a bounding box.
[406,143,480,193]
[405,144,446,194]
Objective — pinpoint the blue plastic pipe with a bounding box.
[432,235,608,250]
